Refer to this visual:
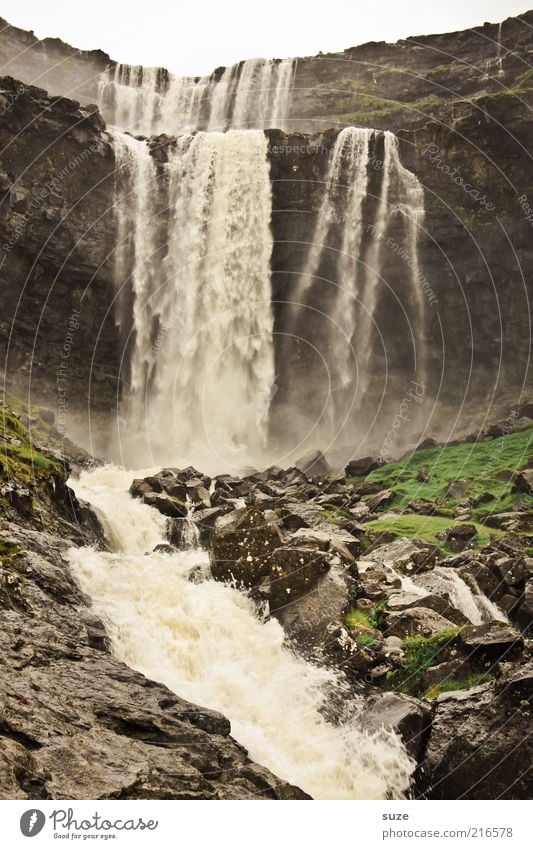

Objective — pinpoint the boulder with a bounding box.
[361,538,437,575]
[384,608,456,638]
[444,524,477,552]
[295,449,331,479]
[142,492,187,518]
[362,692,431,762]
[424,665,533,798]
[289,527,360,563]
[512,468,533,495]
[274,564,351,649]
[445,479,471,498]
[344,456,382,477]
[458,622,524,660]
[367,489,394,512]
[268,546,330,612]
[188,506,228,547]
[210,507,283,586]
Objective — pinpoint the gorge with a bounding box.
[0,8,532,803]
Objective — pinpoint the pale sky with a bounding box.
[1,0,531,76]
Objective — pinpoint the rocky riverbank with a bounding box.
[128,421,533,799]
[0,397,307,799]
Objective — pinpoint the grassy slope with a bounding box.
[0,393,61,486]
[348,427,532,552]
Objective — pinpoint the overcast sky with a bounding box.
[1,0,531,75]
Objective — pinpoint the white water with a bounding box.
[98,58,295,135]
[69,466,414,800]
[291,128,425,443]
[112,130,275,472]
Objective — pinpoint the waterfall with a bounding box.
[68,466,414,800]
[290,127,425,444]
[112,129,275,471]
[98,58,295,135]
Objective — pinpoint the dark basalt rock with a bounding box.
[444,524,477,552]
[210,506,283,586]
[458,622,524,660]
[362,692,431,763]
[423,664,533,799]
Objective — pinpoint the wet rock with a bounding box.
[142,492,187,519]
[458,622,524,660]
[289,527,360,563]
[361,538,437,575]
[367,489,394,512]
[344,456,382,477]
[268,546,330,612]
[424,664,533,799]
[407,498,438,515]
[130,477,163,498]
[188,506,228,547]
[275,563,351,649]
[362,692,431,762]
[295,449,331,478]
[210,506,283,586]
[512,468,533,495]
[444,524,477,552]
[384,608,456,638]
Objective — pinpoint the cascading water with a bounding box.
[98,58,295,135]
[112,129,275,471]
[289,127,425,447]
[68,466,414,800]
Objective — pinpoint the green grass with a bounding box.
[0,397,61,486]
[350,426,533,525]
[365,514,502,552]
[354,632,376,647]
[320,503,351,524]
[384,628,462,695]
[319,94,445,126]
[423,672,495,700]
[345,602,387,632]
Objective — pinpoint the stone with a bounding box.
[130,477,163,498]
[344,456,382,477]
[384,608,456,638]
[458,622,524,660]
[142,492,187,518]
[268,546,330,612]
[295,449,331,478]
[289,527,360,563]
[362,692,431,762]
[210,506,283,586]
[512,468,533,495]
[424,665,533,799]
[444,524,477,552]
[445,479,471,498]
[367,489,394,512]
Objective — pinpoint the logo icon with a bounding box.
[20,810,46,837]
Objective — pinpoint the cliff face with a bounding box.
[0,77,119,447]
